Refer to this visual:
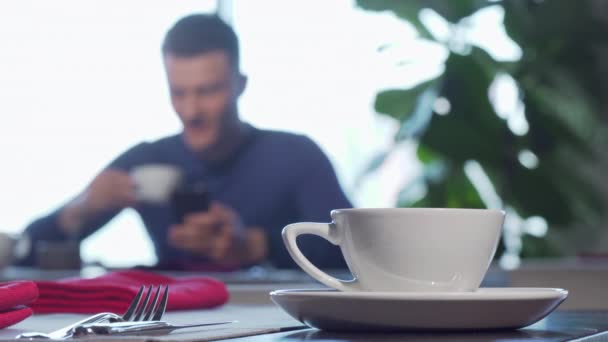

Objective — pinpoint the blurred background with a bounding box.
[0,0,606,269]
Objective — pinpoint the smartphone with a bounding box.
[170,182,211,223]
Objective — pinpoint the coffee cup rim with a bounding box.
[331,208,505,215]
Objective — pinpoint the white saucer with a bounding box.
[270,288,568,332]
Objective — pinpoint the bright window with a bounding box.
[0,1,511,267]
[0,1,217,266]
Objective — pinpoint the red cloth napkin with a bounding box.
[0,281,38,328]
[0,306,34,329]
[32,270,229,314]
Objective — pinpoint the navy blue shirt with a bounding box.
[21,126,351,269]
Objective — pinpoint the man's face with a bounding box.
[164,51,244,154]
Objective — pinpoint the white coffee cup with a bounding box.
[130,164,182,203]
[283,208,504,292]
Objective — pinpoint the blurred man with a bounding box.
[19,14,351,270]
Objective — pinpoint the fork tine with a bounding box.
[151,285,169,321]
[132,285,153,322]
[121,286,145,321]
[142,286,162,321]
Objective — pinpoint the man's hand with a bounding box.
[58,169,137,235]
[168,202,267,265]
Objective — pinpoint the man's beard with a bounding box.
[185,101,238,131]
[187,104,242,162]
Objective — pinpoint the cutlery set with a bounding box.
[16,285,234,339]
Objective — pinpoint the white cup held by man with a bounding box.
[130,164,182,203]
[282,208,504,293]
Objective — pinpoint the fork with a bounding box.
[72,320,236,337]
[16,285,169,339]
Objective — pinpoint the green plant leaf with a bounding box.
[521,68,600,147]
[374,81,434,121]
[502,163,573,225]
[523,81,595,159]
[419,48,511,166]
[545,148,605,223]
[423,0,494,23]
[416,144,442,165]
[359,0,608,259]
[503,0,600,50]
[402,165,485,209]
[355,0,434,40]
[394,81,439,141]
[520,234,562,258]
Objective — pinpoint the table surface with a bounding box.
[0,305,304,342]
[2,264,608,341]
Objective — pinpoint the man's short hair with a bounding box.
[162,14,240,70]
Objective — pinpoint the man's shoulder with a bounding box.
[109,134,184,170]
[255,128,318,152]
[246,128,330,171]
[127,134,182,153]
[143,134,182,147]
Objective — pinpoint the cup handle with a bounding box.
[282,222,359,291]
